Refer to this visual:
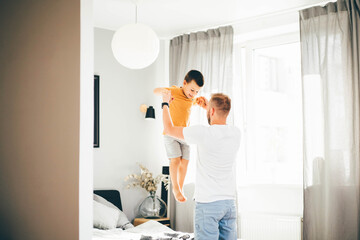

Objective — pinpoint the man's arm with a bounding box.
[162,90,185,140]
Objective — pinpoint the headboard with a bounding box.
[94,190,123,211]
[94,166,169,216]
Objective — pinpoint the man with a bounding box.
[161,90,241,240]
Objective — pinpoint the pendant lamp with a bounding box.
[111,1,159,69]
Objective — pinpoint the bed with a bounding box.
[93,189,194,240]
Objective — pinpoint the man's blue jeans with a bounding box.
[194,199,237,240]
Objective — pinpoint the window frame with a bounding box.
[236,32,303,186]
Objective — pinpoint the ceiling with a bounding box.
[94,0,331,39]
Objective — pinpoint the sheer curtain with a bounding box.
[168,26,234,231]
[300,0,360,239]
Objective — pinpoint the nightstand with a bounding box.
[133,217,171,228]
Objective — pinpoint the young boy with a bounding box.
[154,70,207,202]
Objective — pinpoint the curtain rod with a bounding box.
[164,0,335,40]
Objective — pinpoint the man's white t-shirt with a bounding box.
[183,124,241,203]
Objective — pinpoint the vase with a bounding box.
[138,191,167,219]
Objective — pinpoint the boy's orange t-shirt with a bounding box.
[166,85,196,127]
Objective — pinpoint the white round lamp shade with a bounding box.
[111,23,160,69]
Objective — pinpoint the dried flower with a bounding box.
[125,163,169,193]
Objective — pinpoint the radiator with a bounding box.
[239,213,302,240]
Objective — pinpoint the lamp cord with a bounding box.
[135,3,138,24]
[132,0,139,24]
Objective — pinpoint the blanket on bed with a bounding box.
[93,220,194,240]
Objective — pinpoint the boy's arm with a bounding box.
[195,96,209,110]
[162,90,184,140]
[154,87,168,95]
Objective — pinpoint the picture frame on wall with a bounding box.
[94,75,100,148]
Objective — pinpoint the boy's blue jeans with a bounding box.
[194,199,237,240]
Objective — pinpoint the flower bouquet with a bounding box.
[124,163,169,218]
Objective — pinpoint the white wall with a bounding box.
[93,27,169,221]
[237,185,303,216]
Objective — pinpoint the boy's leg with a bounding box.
[164,136,189,202]
[170,157,186,202]
[178,158,189,193]
[179,141,190,193]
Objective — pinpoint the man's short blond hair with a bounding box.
[210,93,231,116]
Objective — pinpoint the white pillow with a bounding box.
[93,200,119,230]
[93,194,134,229]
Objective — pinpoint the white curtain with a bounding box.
[168,26,234,232]
[300,0,360,239]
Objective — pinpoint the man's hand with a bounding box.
[162,89,174,103]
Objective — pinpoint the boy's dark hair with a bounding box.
[184,70,204,87]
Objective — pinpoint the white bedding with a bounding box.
[93,220,194,240]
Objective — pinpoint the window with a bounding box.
[237,36,303,185]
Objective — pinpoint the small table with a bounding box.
[133,217,171,228]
